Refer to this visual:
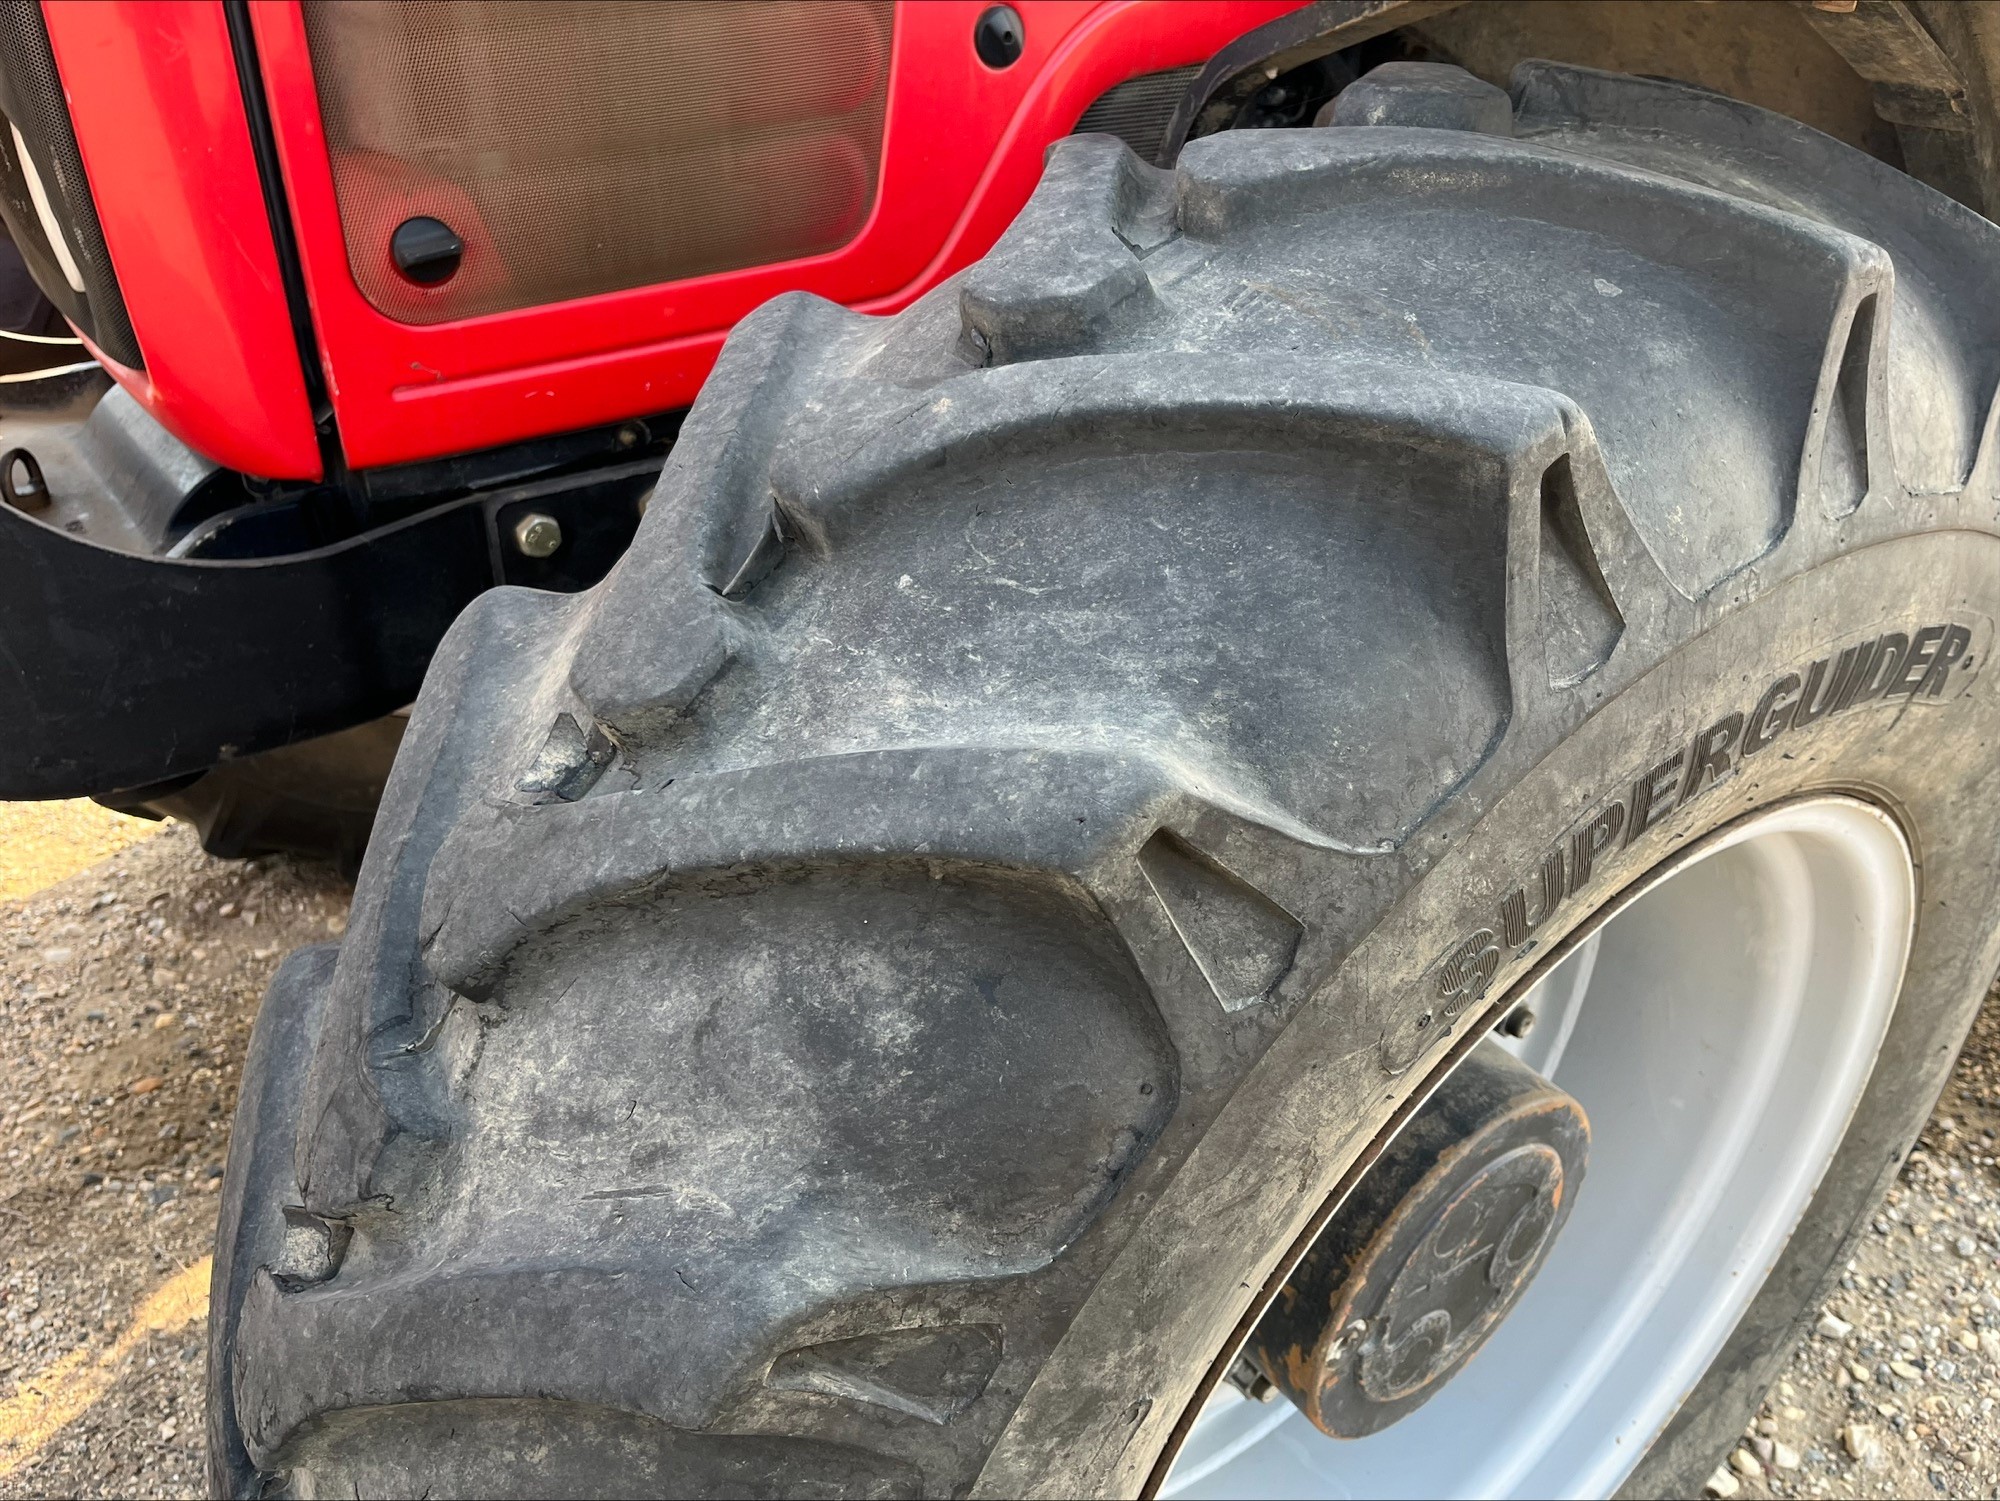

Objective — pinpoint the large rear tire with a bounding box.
[211,61,2000,1498]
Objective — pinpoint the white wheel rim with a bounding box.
[1164,796,1915,1500]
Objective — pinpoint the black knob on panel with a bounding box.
[391,216,464,285]
[974,6,1024,68]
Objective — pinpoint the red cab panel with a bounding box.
[42,0,322,479]
[250,0,1300,469]
[41,1,1302,477]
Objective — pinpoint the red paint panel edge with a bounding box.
[42,0,322,479]
[253,0,1303,469]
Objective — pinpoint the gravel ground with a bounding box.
[4,808,2000,1498]
[1,815,348,1498]
[1705,989,2000,1501]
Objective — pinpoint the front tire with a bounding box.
[214,60,2000,1499]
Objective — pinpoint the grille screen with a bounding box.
[1073,65,1199,164]
[302,1,894,325]
[0,0,142,366]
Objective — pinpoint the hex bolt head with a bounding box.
[1325,1318,1370,1363]
[513,512,564,559]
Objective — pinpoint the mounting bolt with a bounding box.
[1226,1353,1278,1403]
[1499,1007,1537,1039]
[1325,1318,1369,1363]
[513,513,563,559]
[616,422,644,448]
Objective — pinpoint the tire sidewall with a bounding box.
[206,946,337,1498]
[980,530,2000,1498]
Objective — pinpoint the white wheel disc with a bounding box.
[1165,796,1915,1500]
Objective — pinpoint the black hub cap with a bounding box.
[1245,1041,1590,1438]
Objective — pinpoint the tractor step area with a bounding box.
[0,372,675,801]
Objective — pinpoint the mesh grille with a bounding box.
[1073,65,1201,164]
[0,0,143,367]
[303,1,894,325]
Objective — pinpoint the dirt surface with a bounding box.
[0,804,157,906]
[1710,985,2000,1501]
[4,804,2000,1498]
[1,811,348,1498]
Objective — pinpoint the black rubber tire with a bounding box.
[98,716,404,876]
[212,61,2000,1500]
[205,945,336,1500]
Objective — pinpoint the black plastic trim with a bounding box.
[0,454,662,799]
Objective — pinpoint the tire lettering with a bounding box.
[1851,634,1907,705]
[1499,852,1564,949]
[1389,617,1985,1074]
[1831,638,1882,714]
[1743,673,1800,754]
[1791,649,1847,728]
[1567,802,1624,890]
[1623,750,1685,847]
[1679,712,1743,804]
[1891,625,1948,697]
[1923,625,1972,697]
[1435,929,1500,1018]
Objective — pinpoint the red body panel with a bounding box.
[42,0,323,479]
[48,0,1301,476]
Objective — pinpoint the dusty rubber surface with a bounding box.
[0,808,1998,1498]
[0,812,349,1497]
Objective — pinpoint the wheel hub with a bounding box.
[1165,798,1913,1498]
[1244,1041,1589,1438]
